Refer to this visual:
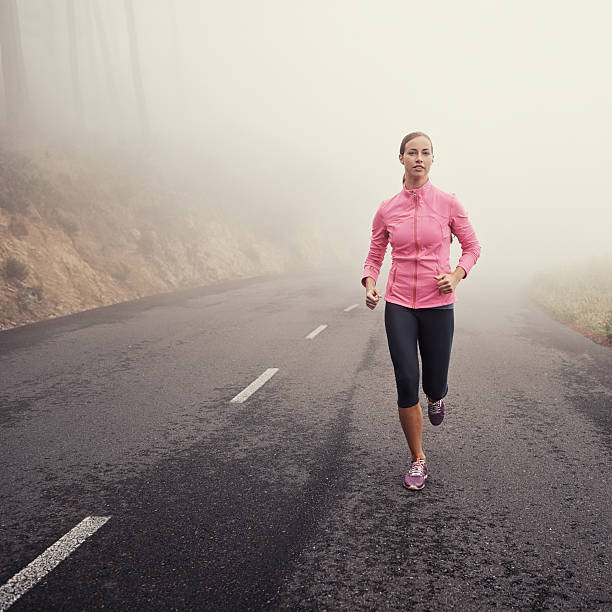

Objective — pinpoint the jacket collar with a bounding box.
[402,177,433,197]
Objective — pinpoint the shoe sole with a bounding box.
[403,482,425,490]
[402,474,428,490]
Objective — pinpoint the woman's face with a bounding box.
[399,136,434,182]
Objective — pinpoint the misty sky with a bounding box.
[14,0,612,281]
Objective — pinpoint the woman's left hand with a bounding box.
[434,268,465,294]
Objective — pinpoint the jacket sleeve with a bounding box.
[361,204,389,287]
[450,194,481,277]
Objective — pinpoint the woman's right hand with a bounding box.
[365,286,383,310]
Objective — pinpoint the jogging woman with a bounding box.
[361,132,481,490]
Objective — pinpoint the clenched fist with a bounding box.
[434,267,466,294]
[365,286,383,309]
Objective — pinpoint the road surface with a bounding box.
[1,269,610,610]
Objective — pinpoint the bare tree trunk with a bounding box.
[0,0,30,133]
[84,0,99,88]
[91,0,122,146]
[124,0,150,146]
[80,0,101,141]
[168,0,185,116]
[66,0,83,127]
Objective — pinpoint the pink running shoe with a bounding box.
[403,457,428,490]
[427,398,445,426]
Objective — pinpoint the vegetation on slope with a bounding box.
[0,142,295,330]
[529,258,612,348]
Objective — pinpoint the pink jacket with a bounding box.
[361,178,481,308]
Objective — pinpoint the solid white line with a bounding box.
[230,368,279,403]
[305,324,328,339]
[0,516,111,611]
[344,304,359,312]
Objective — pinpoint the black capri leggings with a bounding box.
[384,301,454,408]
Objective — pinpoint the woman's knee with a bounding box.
[398,400,421,411]
[397,378,419,408]
[423,381,448,402]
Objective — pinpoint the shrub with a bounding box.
[0,191,29,213]
[16,285,44,311]
[4,256,29,281]
[30,284,44,301]
[0,152,34,213]
[111,262,130,282]
[242,246,261,263]
[53,209,79,236]
[9,218,28,238]
[605,312,612,342]
[138,230,157,255]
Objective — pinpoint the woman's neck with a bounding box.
[404,175,429,190]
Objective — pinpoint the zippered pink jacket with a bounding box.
[361,178,481,308]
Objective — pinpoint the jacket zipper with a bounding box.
[413,191,419,307]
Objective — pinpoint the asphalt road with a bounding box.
[1,269,610,610]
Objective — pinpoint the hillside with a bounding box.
[0,142,311,331]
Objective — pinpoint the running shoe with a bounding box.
[403,457,428,490]
[427,397,445,426]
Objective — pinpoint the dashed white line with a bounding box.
[344,304,359,312]
[305,324,328,339]
[230,368,279,403]
[0,516,111,611]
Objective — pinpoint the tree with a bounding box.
[168,0,185,115]
[92,0,118,110]
[66,0,83,126]
[0,0,30,133]
[124,0,150,145]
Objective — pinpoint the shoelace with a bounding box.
[409,459,426,476]
[429,400,442,414]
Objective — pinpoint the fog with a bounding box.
[6,0,612,287]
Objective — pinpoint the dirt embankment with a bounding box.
[0,144,300,331]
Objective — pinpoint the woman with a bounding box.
[361,131,481,490]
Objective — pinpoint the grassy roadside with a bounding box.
[529,258,612,348]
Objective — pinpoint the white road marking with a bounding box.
[0,516,111,611]
[344,304,359,312]
[305,324,328,339]
[230,368,279,403]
